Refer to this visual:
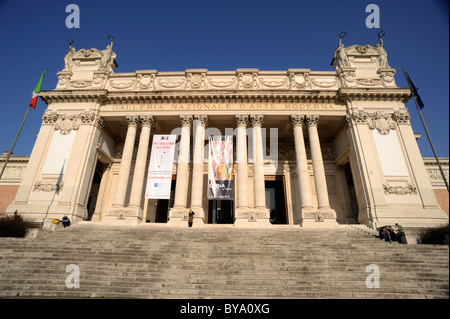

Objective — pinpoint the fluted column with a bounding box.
[168,115,192,226]
[112,115,139,208]
[190,115,208,223]
[129,115,154,209]
[290,115,313,210]
[250,114,266,210]
[305,115,330,209]
[235,115,249,210]
[173,115,192,209]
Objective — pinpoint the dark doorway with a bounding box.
[265,177,288,224]
[155,178,176,223]
[344,162,358,222]
[86,160,103,221]
[208,200,234,224]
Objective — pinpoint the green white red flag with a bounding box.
[29,69,46,109]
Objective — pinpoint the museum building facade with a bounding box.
[5,40,449,229]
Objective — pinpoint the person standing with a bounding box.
[188,209,195,227]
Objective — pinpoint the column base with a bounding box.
[167,207,205,227]
[235,208,271,228]
[103,205,142,226]
[298,209,338,228]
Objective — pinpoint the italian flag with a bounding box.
[29,69,46,109]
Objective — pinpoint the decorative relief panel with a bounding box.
[383,183,417,195]
[33,179,64,192]
[43,111,105,134]
[347,111,409,135]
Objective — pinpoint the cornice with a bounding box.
[338,88,411,102]
[39,90,108,104]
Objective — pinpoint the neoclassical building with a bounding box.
[5,39,449,229]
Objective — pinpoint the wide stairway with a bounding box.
[0,223,448,298]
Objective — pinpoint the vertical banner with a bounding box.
[145,134,176,199]
[208,135,233,200]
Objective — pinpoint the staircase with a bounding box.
[0,223,448,299]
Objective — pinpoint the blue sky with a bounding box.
[0,0,448,157]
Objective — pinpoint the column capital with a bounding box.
[289,114,305,127]
[139,115,155,127]
[304,114,319,127]
[193,114,208,127]
[179,115,193,127]
[126,115,140,127]
[249,114,264,127]
[235,114,249,127]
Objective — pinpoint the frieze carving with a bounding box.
[109,80,136,90]
[157,78,186,89]
[289,73,310,89]
[1,166,25,179]
[238,73,259,89]
[338,68,356,86]
[136,74,156,90]
[186,73,207,89]
[383,183,417,195]
[69,80,93,88]
[310,78,338,88]
[33,180,64,193]
[356,79,382,87]
[427,168,449,182]
[301,210,336,221]
[235,210,267,222]
[207,77,236,88]
[259,78,288,88]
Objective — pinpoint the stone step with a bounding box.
[0,224,447,299]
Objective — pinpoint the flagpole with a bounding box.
[402,68,449,192]
[0,106,31,179]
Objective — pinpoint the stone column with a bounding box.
[248,114,270,225]
[105,115,140,224]
[190,114,208,225]
[289,115,313,210]
[112,115,139,208]
[235,115,249,211]
[128,116,154,213]
[305,115,330,209]
[168,115,192,226]
[303,115,337,227]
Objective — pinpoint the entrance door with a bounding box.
[208,200,234,224]
[344,162,358,223]
[86,160,103,221]
[265,177,287,224]
[154,178,176,223]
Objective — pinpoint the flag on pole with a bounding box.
[403,69,425,110]
[29,69,47,109]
